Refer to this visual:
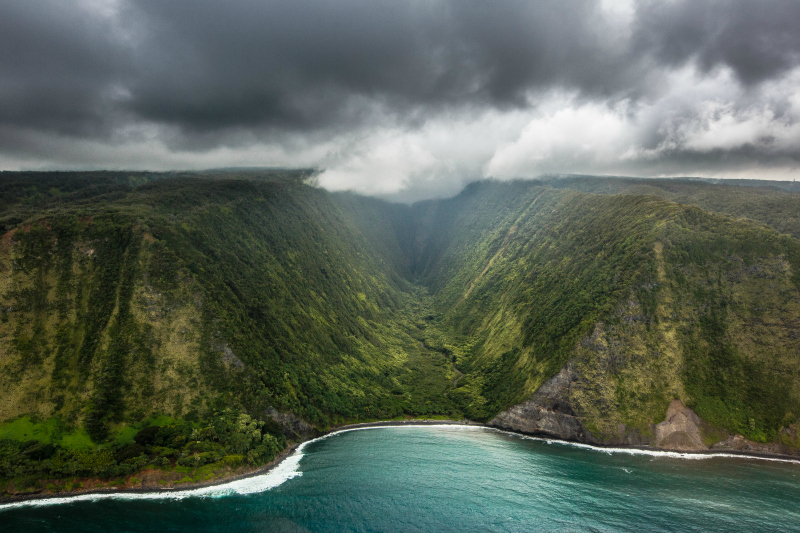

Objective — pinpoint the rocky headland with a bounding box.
[490,365,800,458]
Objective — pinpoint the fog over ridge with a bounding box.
[2,0,800,200]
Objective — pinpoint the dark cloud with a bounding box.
[1,0,800,192]
[125,0,640,133]
[0,0,648,137]
[0,0,132,135]
[633,0,800,85]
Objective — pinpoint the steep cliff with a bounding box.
[485,213,800,453]
[2,172,800,496]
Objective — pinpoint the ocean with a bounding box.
[3,425,800,532]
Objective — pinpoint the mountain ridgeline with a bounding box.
[1,171,800,495]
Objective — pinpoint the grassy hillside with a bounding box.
[409,180,800,444]
[0,173,458,495]
[1,171,800,496]
[543,175,800,240]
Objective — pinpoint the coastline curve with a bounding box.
[3,419,800,510]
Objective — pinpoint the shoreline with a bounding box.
[0,419,471,506]
[3,418,799,506]
[501,432,800,464]
[0,441,303,506]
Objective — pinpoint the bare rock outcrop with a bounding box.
[488,364,594,442]
[265,407,316,440]
[711,430,800,457]
[488,365,799,459]
[712,434,761,452]
[489,369,711,452]
[653,399,707,451]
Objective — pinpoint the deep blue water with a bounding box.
[3,425,800,532]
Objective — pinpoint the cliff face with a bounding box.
[2,173,800,457]
[488,224,800,454]
[0,178,462,438]
[491,386,800,457]
[488,365,591,443]
[415,179,800,454]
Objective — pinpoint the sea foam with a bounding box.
[0,424,476,510]
[3,423,798,510]
[0,443,309,511]
[500,430,800,464]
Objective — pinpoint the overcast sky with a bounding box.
[2,0,800,200]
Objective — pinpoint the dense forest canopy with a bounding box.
[1,171,800,496]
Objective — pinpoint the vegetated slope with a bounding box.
[2,171,800,498]
[1,175,464,430]
[0,174,458,496]
[542,175,800,240]
[411,182,669,418]
[330,192,416,281]
[569,210,800,446]
[413,180,800,448]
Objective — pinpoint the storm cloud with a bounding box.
[2,0,800,199]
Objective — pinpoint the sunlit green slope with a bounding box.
[543,175,800,240]
[410,180,800,444]
[1,172,800,496]
[0,173,461,495]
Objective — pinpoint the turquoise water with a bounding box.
[3,425,800,532]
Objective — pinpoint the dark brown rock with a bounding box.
[265,407,316,440]
[488,364,594,442]
[654,399,707,451]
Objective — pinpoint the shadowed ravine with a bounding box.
[2,173,800,501]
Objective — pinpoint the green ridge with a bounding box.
[1,171,799,495]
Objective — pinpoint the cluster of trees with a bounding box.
[2,170,800,492]
[2,173,464,443]
[0,410,285,493]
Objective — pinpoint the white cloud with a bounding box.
[640,66,800,158]
[77,0,122,19]
[315,109,530,199]
[317,132,438,196]
[5,63,800,200]
[485,98,634,178]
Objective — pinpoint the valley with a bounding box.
[1,171,800,499]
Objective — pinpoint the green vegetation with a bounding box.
[542,175,800,240]
[562,202,800,442]
[1,171,800,495]
[0,417,63,444]
[0,409,282,496]
[409,184,668,418]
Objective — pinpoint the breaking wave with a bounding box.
[3,422,798,510]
